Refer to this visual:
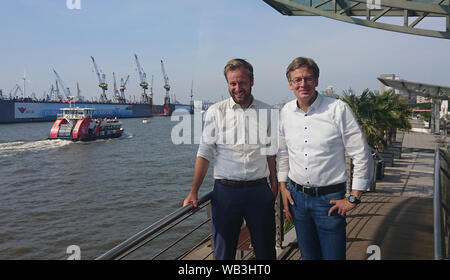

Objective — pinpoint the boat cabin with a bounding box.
[58,107,95,120]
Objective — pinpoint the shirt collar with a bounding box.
[294,91,322,113]
[229,96,256,110]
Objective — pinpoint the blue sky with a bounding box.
[0,0,449,105]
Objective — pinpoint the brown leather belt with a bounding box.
[215,178,267,187]
[290,178,346,196]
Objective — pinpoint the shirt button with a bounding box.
[305,127,307,129]
[305,140,307,143]
[305,114,307,117]
[305,167,308,170]
[305,154,307,156]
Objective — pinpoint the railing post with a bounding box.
[439,147,450,259]
[369,152,377,192]
[206,203,215,260]
[434,148,444,260]
[275,189,284,248]
[345,156,353,194]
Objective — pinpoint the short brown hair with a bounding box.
[224,58,254,81]
[286,57,319,81]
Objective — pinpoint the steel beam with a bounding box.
[264,0,450,39]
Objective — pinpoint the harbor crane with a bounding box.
[112,72,121,103]
[149,75,154,102]
[22,71,27,99]
[160,59,171,106]
[90,56,108,102]
[54,80,63,100]
[8,84,23,99]
[119,75,130,103]
[189,80,194,108]
[76,82,84,101]
[52,69,72,100]
[45,84,55,101]
[134,54,150,104]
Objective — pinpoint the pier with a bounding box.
[97,130,448,260]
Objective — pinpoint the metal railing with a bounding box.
[96,192,214,260]
[434,147,450,260]
[96,190,288,260]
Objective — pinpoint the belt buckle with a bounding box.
[303,186,316,196]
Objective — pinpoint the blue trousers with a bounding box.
[211,180,276,260]
[287,181,347,260]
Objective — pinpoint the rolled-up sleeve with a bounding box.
[277,111,289,182]
[339,103,373,191]
[196,108,217,162]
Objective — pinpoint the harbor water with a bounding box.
[0,116,213,259]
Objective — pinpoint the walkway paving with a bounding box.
[280,131,439,260]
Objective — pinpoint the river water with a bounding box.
[0,116,214,259]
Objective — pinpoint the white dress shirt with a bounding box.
[277,94,373,191]
[197,97,276,181]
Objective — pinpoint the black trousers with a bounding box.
[210,180,276,260]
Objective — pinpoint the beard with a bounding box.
[230,87,252,107]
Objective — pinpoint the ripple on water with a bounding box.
[0,118,199,259]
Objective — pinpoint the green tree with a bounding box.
[342,89,383,150]
[341,89,411,151]
[375,90,411,147]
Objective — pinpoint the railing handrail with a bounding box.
[96,191,212,260]
[433,148,442,260]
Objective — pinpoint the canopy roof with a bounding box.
[264,0,450,39]
[378,77,450,100]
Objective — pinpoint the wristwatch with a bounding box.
[348,195,361,204]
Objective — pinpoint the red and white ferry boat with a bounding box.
[49,106,124,141]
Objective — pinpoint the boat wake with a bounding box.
[120,132,133,139]
[0,139,72,159]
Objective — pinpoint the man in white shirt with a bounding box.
[278,57,373,260]
[183,58,278,260]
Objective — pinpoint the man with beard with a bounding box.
[183,58,278,260]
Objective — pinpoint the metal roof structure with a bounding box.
[378,76,449,134]
[263,0,450,39]
[378,77,450,100]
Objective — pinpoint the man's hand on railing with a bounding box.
[183,191,199,208]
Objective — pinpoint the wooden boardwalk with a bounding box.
[183,132,439,260]
[280,193,434,260]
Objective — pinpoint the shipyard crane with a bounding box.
[112,72,121,103]
[160,60,171,106]
[8,84,23,98]
[119,75,130,103]
[149,75,154,101]
[52,69,71,100]
[76,82,84,101]
[45,84,55,101]
[90,56,108,102]
[189,80,194,107]
[54,80,63,100]
[134,54,150,104]
[22,71,27,99]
